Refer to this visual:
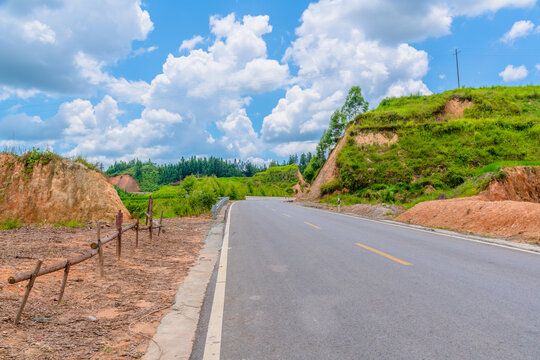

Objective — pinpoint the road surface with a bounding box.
[191,199,540,359]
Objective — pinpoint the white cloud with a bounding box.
[22,20,56,44]
[75,52,150,104]
[262,1,431,148]
[140,14,289,157]
[0,86,39,101]
[0,0,153,96]
[271,140,318,157]
[536,64,540,71]
[217,109,260,158]
[499,64,528,81]
[133,45,158,56]
[179,35,204,52]
[501,20,535,43]
[439,74,446,79]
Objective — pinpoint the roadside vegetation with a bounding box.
[117,165,301,218]
[316,85,540,208]
[0,218,22,230]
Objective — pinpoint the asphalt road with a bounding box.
[191,199,540,360]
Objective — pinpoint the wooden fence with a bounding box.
[7,196,164,324]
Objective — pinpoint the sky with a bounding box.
[0,0,539,165]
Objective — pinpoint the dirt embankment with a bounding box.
[0,154,129,223]
[109,174,140,193]
[397,167,540,243]
[305,130,398,199]
[292,169,308,195]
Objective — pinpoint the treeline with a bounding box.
[105,157,265,191]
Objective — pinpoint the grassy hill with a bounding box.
[119,165,301,218]
[317,86,540,207]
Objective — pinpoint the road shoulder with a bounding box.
[143,207,227,360]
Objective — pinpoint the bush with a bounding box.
[0,218,21,230]
[320,179,343,195]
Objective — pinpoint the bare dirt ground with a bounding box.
[396,198,540,244]
[0,216,213,359]
[298,201,406,220]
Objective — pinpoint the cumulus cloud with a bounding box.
[179,35,204,52]
[141,14,289,157]
[499,64,528,81]
[0,0,153,96]
[536,64,540,71]
[75,52,150,104]
[501,20,535,43]
[262,0,431,148]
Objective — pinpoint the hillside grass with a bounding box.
[118,165,300,218]
[320,86,540,207]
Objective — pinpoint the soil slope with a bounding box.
[109,174,140,193]
[397,167,540,243]
[0,154,130,223]
[306,130,398,199]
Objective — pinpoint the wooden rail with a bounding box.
[7,196,164,324]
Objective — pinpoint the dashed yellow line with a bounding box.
[355,242,412,266]
[304,222,320,229]
[282,213,291,217]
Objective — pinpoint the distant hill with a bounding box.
[308,85,540,206]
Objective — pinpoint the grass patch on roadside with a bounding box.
[54,220,84,228]
[0,218,22,230]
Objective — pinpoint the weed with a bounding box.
[0,218,22,230]
[54,220,84,228]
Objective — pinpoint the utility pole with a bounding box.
[454,48,461,89]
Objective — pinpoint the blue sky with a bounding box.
[0,0,538,165]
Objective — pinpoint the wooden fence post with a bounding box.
[145,197,150,226]
[15,260,42,324]
[96,221,104,277]
[57,261,71,304]
[135,211,140,249]
[158,209,163,236]
[149,197,153,242]
[116,210,123,260]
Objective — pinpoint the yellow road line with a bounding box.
[282,213,291,217]
[355,242,412,266]
[304,222,320,229]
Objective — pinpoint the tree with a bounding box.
[306,86,369,181]
[342,86,369,122]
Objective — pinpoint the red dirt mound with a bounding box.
[477,166,540,202]
[0,154,130,223]
[109,174,140,193]
[397,166,540,243]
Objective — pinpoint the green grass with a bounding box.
[0,218,22,230]
[320,85,540,207]
[54,220,84,228]
[117,165,301,218]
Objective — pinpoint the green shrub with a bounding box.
[0,218,22,230]
[320,179,343,195]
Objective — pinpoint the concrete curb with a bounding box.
[143,208,227,360]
